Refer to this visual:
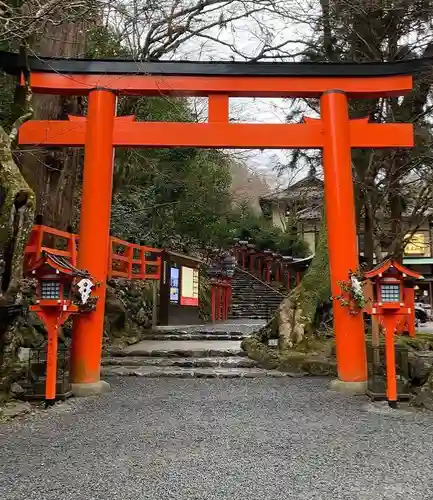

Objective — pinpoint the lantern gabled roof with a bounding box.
[26,251,90,278]
[364,258,422,280]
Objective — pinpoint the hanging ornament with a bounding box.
[76,278,94,304]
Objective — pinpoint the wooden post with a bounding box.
[215,284,220,321]
[152,280,158,328]
[45,322,58,405]
[250,254,255,273]
[383,315,398,407]
[275,262,281,282]
[266,262,271,283]
[211,284,216,323]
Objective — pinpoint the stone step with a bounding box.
[108,339,246,358]
[228,317,269,321]
[232,281,281,286]
[233,284,283,288]
[229,308,275,311]
[230,308,279,312]
[109,348,247,358]
[231,294,282,299]
[231,302,280,309]
[231,287,281,293]
[232,302,280,309]
[102,356,258,368]
[229,271,283,321]
[231,296,280,301]
[135,332,251,341]
[231,293,282,299]
[101,365,291,378]
[229,311,272,315]
[228,315,270,320]
[229,312,271,317]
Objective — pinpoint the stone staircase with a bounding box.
[102,325,290,379]
[229,269,284,320]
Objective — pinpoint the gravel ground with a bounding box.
[1,377,433,500]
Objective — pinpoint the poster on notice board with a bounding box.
[170,267,179,303]
[180,266,199,306]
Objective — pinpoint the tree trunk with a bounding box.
[0,123,35,370]
[271,215,330,348]
[18,21,88,231]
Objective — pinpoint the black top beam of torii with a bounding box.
[0,49,432,77]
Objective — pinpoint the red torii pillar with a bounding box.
[69,90,116,395]
[322,91,366,391]
[19,72,413,395]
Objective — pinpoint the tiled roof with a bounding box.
[296,205,322,220]
[260,176,324,205]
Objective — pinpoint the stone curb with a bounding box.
[102,356,258,368]
[136,334,250,341]
[108,349,248,358]
[101,366,297,378]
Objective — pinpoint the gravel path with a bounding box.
[1,377,433,500]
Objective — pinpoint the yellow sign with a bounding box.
[180,266,199,306]
[405,233,426,255]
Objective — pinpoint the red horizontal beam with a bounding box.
[26,73,413,98]
[19,118,414,149]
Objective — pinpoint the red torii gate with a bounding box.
[15,56,413,395]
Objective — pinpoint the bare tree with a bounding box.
[0,0,96,45]
[105,0,309,61]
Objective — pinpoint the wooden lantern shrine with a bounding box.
[364,259,422,407]
[27,251,95,405]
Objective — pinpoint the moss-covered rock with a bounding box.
[397,333,433,352]
[103,279,155,344]
[105,287,127,331]
[242,336,337,376]
[241,337,279,370]
[244,330,433,385]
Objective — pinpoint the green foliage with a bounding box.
[209,208,309,257]
[111,147,232,249]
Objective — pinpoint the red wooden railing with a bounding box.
[109,236,162,280]
[24,225,162,280]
